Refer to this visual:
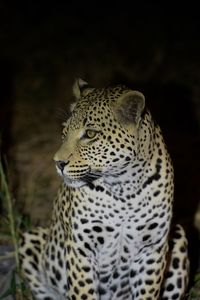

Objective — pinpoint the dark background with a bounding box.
[0,1,200,289]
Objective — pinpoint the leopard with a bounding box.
[19,79,189,300]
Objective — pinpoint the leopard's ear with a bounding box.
[113,90,145,126]
[72,78,94,100]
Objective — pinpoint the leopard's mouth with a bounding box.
[62,168,102,188]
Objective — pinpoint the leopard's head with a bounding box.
[54,79,145,187]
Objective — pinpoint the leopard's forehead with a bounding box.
[77,85,129,106]
[69,85,129,128]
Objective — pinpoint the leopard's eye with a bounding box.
[85,129,97,139]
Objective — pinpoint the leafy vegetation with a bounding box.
[0,156,32,299]
[188,271,200,300]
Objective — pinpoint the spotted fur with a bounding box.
[19,80,189,299]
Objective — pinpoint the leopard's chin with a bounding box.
[63,177,87,188]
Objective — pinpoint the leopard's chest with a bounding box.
[44,172,172,297]
[60,183,171,258]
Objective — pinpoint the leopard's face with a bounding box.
[54,81,145,188]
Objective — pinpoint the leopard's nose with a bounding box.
[55,160,69,172]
